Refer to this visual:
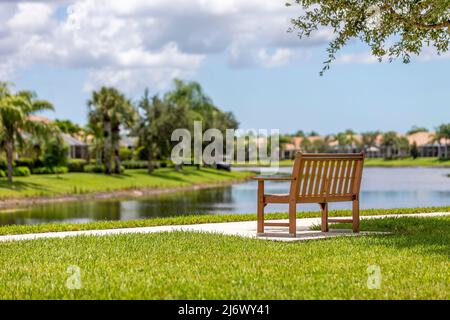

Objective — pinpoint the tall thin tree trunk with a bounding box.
[147,145,154,174]
[6,139,14,183]
[386,146,392,160]
[103,120,112,174]
[112,124,121,174]
[445,138,449,159]
[437,143,442,159]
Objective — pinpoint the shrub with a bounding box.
[15,158,34,170]
[44,139,68,168]
[119,147,132,161]
[84,164,106,173]
[410,142,419,159]
[33,167,68,175]
[67,159,87,172]
[53,167,69,174]
[0,159,12,170]
[134,146,148,161]
[34,159,45,168]
[32,167,52,174]
[122,160,148,169]
[12,166,31,177]
[0,170,5,178]
[85,164,125,174]
[159,161,168,168]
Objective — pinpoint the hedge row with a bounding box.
[0,166,31,177]
[0,159,167,177]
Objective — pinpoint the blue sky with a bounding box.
[2,1,449,134]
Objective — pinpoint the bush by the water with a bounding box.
[85,164,125,174]
[120,147,132,161]
[13,166,31,177]
[84,164,105,173]
[122,160,149,169]
[15,158,35,170]
[44,140,68,169]
[33,166,69,175]
[67,159,87,172]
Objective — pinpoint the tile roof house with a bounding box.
[280,130,449,159]
[25,116,88,160]
[407,131,447,157]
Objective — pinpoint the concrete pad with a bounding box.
[0,212,447,243]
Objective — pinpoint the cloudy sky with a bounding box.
[1,0,449,134]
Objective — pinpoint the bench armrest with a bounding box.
[252,176,294,181]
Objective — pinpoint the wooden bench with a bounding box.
[253,152,365,237]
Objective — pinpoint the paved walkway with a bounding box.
[0,212,448,243]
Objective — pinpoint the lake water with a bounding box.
[0,167,449,226]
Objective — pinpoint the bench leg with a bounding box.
[320,203,329,232]
[289,201,296,237]
[352,199,360,233]
[257,181,264,235]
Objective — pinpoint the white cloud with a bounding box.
[336,52,379,64]
[7,2,54,32]
[416,47,450,62]
[336,47,450,65]
[0,0,331,92]
[258,48,294,68]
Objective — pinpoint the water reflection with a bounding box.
[0,167,449,226]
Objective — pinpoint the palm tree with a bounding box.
[334,132,350,152]
[136,89,156,174]
[300,137,312,152]
[434,123,450,159]
[111,95,137,174]
[88,87,137,174]
[361,131,380,151]
[88,87,114,174]
[84,122,103,165]
[0,84,55,182]
[381,131,399,159]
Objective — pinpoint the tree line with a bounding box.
[0,80,238,182]
[283,125,450,159]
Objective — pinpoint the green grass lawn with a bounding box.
[0,206,448,236]
[364,157,450,167]
[0,167,253,200]
[0,216,448,299]
[239,157,450,167]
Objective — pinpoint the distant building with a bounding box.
[407,131,446,157]
[24,116,88,160]
[280,131,448,159]
[62,133,88,159]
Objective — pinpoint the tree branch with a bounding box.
[380,4,450,30]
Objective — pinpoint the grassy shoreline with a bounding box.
[237,157,450,168]
[0,206,448,236]
[0,167,253,202]
[0,215,448,299]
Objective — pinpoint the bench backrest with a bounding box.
[289,153,364,199]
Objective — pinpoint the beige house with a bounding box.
[25,116,88,160]
[407,131,447,157]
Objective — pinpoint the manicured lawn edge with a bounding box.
[0,168,254,207]
[0,206,449,236]
[0,216,448,299]
[236,158,450,168]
